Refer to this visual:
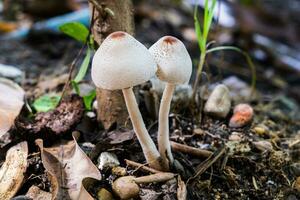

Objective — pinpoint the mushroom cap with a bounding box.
[149,36,192,84]
[92,31,157,90]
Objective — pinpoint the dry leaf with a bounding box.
[36,132,101,200]
[0,141,28,199]
[0,78,25,137]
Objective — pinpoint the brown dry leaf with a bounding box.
[177,176,187,200]
[36,132,101,200]
[0,141,28,199]
[0,78,25,137]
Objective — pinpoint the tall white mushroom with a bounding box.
[91,31,163,170]
[149,36,192,169]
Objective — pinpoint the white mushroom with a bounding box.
[149,36,192,169]
[91,31,163,170]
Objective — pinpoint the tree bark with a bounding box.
[90,0,134,129]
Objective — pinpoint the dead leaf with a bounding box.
[107,130,134,144]
[0,141,28,199]
[0,78,25,137]
[26,185,52,200]
[36,132,101,200]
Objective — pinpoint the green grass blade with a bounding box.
[207,46,256,93]
[74,47,92,83]
[83,90,96,110]
[206,46,242,53]
[194,6,203,50]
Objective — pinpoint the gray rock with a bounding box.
[204,84,231,118]
[98,152,120,170]
[0,64,24,82]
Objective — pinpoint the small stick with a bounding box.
[170,141,213,158]
[125,159,161,174]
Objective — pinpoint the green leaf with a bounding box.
[83,90,96,110]
[71,80,81,95]
[74,48,91,83]
[59,22,89,43]
[32,94,61,113]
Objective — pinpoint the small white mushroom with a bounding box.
[149,36,192,170]
[91,31,162,170]
[112,172,175,199]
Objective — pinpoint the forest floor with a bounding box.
[0,1,300,200]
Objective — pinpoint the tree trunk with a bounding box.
[90,0,134,129]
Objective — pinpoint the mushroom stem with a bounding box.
[158,83,175,170]
[122,88,162,170]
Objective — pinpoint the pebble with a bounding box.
[112,166,127,176]
[229,104,254,128]
[0,63,24,82]
[229,132,242,141]
[98,152,120,170]
[253,141,273,152]
[204,84,231,118]
[97,188,114,200]
[253,125,267,135]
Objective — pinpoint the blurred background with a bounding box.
[0,0,299,103]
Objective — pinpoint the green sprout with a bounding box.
[192,0,256,99]
[59,22,96,110]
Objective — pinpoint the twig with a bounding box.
[125,159,161,174]
[187,147,226,184]
[171,141,213,158]
[59,44,86,104]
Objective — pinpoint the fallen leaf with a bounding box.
[0,78,25,137]
[107,130,134,144]
[36,132,101,200]
[0,142,28,199]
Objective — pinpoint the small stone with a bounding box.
[0,63,24,82]
[112,166,127,176]
[253,125,267,135]
[86,111,96,118]
[204,84,231,118]
[229,104,254,128]
[229,132,242,141]
[253,141,273,152]
[97,188,114,200]
[98,152,120,170]
[193,128,204,135]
